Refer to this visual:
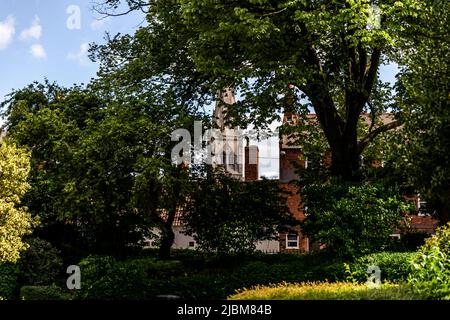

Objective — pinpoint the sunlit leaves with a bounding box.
[0,141,37,263]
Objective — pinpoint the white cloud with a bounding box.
[0,15,15,50]
[19,16,42,41]
[30,44,47,59]
[67,43,91,66]
[90,17,111,30]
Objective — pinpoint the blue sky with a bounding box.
[0,0,398,104]
[0,0,143,104]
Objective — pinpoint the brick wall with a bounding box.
[245,146,259,181]
[279,183,309,252]
[409,215,439,234]
[279,148,304,183]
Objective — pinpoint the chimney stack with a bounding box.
[245,145,259,181]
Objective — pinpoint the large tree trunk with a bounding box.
[159,224,175,260]
[330,141,361,181]
[301,47,383,182]
[313,96,363,181]
[158,168,183,260]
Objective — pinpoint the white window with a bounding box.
[286,234,299,249]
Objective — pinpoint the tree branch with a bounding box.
[358,120,402,153]
[358,45,367,84]
[92,0,153,18]
[261,7,287,17]
[366,101,377,133]
[364,47,382,96]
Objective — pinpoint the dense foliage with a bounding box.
[0,141,36,263]
[0,263,19,300]
[92,0,425,180]
[409,223,450,299]
[182,167,294,254]
[18,238,63,286]
[66,250,416,300]
[0,0,447,302]
[344,252,416,283]
[1,82,199,258]
[394,0,450,222]
[301,180,411,257]
[20,285,72,301]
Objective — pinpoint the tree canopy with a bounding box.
[394,0,450,222]
[1,81,200,257]
[92,0,425,180]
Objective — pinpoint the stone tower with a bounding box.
[212,88,244,179]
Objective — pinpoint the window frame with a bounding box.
[286,233,299,250]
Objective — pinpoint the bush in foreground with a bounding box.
[0,263,19,300]
[77,256,184,299]
[229,282,423,300]
[20,285,72,300]
[409,222,450,300]
[19,238,63,285]
[345,252,416,283]
[72,250,417,300]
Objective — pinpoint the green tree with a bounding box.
[394,0,450,223]
[300,179,411,258]
[1,82,198,258]
[182,166,293,254]
[92,0,425,181]
[0,140,36,263]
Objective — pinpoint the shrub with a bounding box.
[229,282,423,300]
[301,181,411,258]
[0,263,19,300]
[19,238,63,285]
[344,252,416,283]
[165,273,232,300]
[409,223,450,299]
[163,257,346,300]
[171,250,206,271]
[77,256,184,300]
[20,285,72,300]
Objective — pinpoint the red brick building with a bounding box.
[277,112,439,253]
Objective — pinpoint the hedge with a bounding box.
[77,256,185,300]
[229,282,424,300]
[19,238,63,286]
[20,285,72,300]
[0,263,19,300]
[73,251,417,300]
